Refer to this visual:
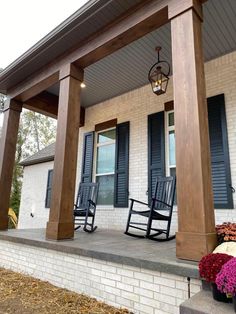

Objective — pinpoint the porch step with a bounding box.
[180,290,234,314]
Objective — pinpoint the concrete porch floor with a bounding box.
[0,228,198,278]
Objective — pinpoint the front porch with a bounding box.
[0,228,200,313]
[1,0,236,267]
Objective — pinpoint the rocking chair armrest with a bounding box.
[151,198,171,208]
[88,199,96,207]
[129,198,149,206]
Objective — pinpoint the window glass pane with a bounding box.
[96,144,115,174]
[98,129,116,143]
[169,130,176,166]
[97,175,114,205]
[168,112,174,126]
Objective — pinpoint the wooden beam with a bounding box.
[171,3,217,261]
[76,6,168,68]
[0,99,22,230]
[24,91,58,119]
[23,91,85,127]
[46,64,83,240]
[8,0,169,101]
[14,72,59,103]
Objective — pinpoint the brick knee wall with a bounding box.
[0,240,201,314]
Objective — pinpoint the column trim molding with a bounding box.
[168,0,203,22]
[59,64,84,82]
[3,99,22,113]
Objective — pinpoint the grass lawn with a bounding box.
[0,268,132,314]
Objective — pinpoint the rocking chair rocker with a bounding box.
[74,182,99,233]
[125,176,176,241]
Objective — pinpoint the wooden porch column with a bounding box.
[170,1,217,261]
[46,64,83,240]
[0,99,22,230]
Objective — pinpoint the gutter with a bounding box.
[0,0,112,93]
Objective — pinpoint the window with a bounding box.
[81,123,129,208]
[95,129,116,205]
[45,169,53,208]
[166,111,176,178]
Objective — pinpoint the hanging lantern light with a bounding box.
[148,47,170,96]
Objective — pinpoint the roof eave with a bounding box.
[0,0,108,93]
[20,156,54,167]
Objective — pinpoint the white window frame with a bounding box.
[93,127,116,208]
[165,110,176,176]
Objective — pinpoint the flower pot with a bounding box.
[233,295,236,312]
[211,283,232,303]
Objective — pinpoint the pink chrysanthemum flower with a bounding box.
[216,257,236,296]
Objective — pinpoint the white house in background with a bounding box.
[19,51,236,231]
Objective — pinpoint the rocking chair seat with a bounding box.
[131,209,150,216]
[74,209,94,217]
[131,210,169,221]
[150,211,169,221]
[125,176,176,241]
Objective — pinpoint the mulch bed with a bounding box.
[0,268,132,314]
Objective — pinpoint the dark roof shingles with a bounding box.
[20,142,55,166]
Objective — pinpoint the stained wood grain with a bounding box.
[24,91,85,127]
[0,100,22,230]
[46,65,83,240]
[171,4,217,261]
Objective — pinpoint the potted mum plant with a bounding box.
[199,253,233,302]
[216,257,236,312]
[216,222,236,244]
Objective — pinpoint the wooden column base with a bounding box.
[176,232,217,261]
[0,221,8,231]
[46,222,74,240]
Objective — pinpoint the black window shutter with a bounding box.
[45,169,53,208]
[208,94,233,209]
[81,132,94,183]
[148,112,165,204]
[114,122,129,207]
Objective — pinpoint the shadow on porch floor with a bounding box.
[0,228,198,278]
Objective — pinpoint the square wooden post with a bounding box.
[170,2,217,261]
[46,64,83,240]
[0,99,22,230]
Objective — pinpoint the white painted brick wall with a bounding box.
[0,240,201,314]
[18,161,53,229]
[18,51,236,230]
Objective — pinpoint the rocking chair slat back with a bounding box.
[76,183,98,209]
[153,176,175,212]
[74,182,99,233]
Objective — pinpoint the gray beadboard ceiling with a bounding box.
[1,0,235,107]
[73,0,236,107]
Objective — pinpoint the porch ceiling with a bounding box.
[50,0,236,107]
[0,0,236,108]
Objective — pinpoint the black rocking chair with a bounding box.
[125,176,176,241]
[74,182,99,233]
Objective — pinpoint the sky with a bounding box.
[0,0,88,127]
